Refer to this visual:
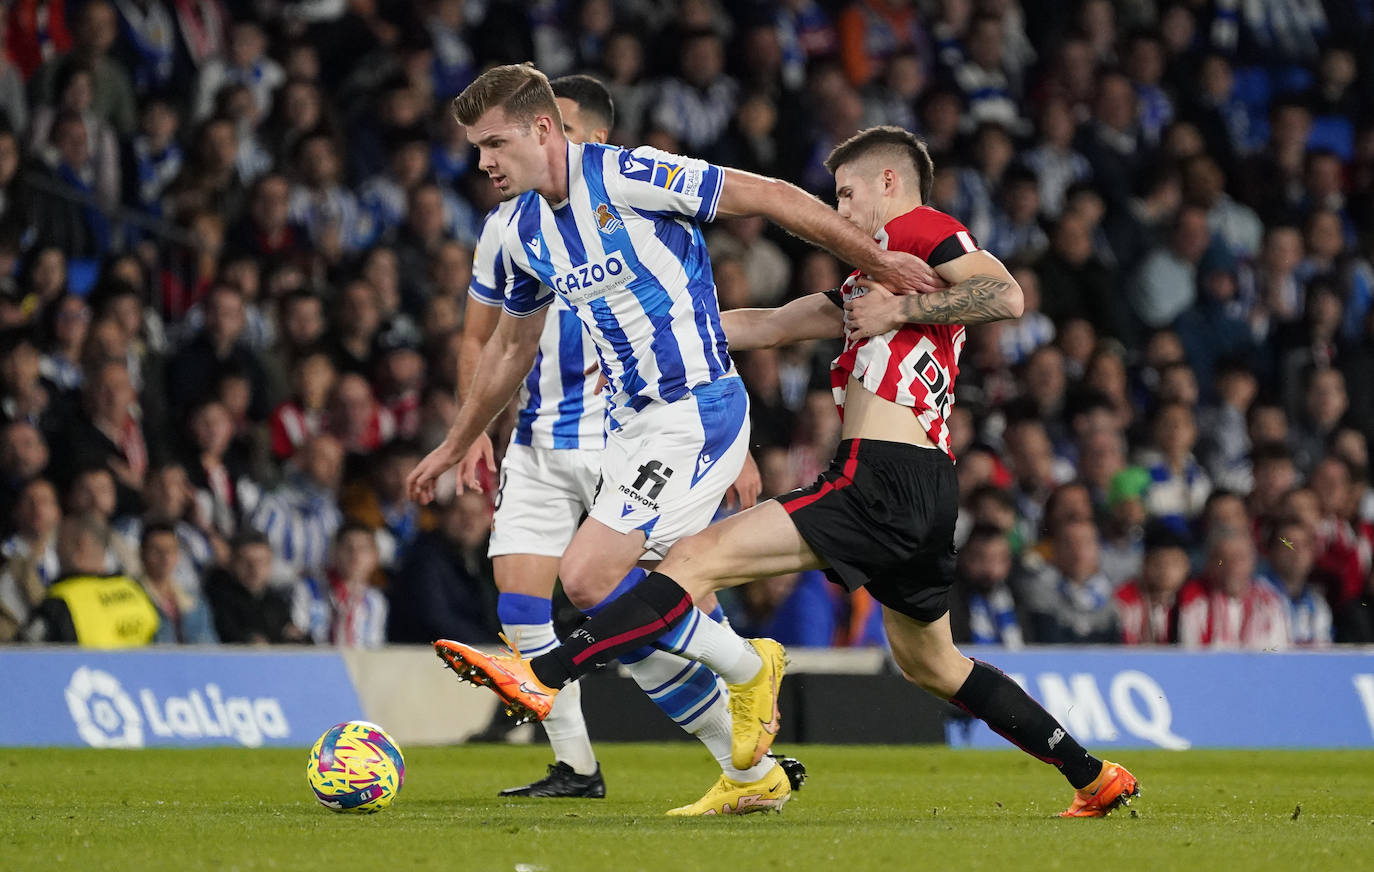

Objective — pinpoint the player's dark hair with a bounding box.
[824,126,935,204]
[550,74,615,131]
[452,62,560,128]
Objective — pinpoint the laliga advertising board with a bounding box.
[0,649,362,748]
[950,648,1374,750]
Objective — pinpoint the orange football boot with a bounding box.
[433,635,557,724]
[1058,760,1140,818]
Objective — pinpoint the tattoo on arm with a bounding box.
[897,275,1018,325]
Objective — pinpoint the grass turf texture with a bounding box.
[4,746,1373,872]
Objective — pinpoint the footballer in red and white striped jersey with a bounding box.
[828,206,978,458]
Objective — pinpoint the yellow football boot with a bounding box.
[665,761,791,816]
[727,638,786,770]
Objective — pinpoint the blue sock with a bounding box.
[582,568,647,616]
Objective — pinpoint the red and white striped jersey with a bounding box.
[828,206,978,458]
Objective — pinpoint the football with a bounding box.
[306,720,406,813]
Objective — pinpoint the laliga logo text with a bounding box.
[64,666,290,748]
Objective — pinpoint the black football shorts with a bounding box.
[776,438,958,623]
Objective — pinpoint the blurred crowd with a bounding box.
[2,0,1374,650]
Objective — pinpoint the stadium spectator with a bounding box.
[287,131,371,260]
[268,348,333,462]
[1035,211,1127,341]
[0,332,58,431]
[24,512,157,645]
[836,0,924,88]
[1098,465,1148,587]
[1260,517,1333,648]
[1115,522,1191,644]
[1308,456,1374,607]
[0,420,50,524]
[63,466,139,573]
[113,461,215,595]
[191,18,283,124]
[164,115,245,222]
[328,372,395,458]
[30,61,121,211]
[294,522,387,648]
[949,524,1026,647]
[226,172,312,272]
[54,358,147,517]
[1178,528,1289,649]
[651,29,737,155]
[0,477,61,640]
[32,1,137,136]
[1024,518,1119,643]
[1195,361,1258,491]
[204,530,303,644]
[341,440,432,569]
[1292,367,1350,474]
[138,521,217,645]
[167,283,269,422]
[1128,205,1212,329]
[248,433,343,577]
[1138,401,1211,530]
[387,491,498,645]
[183,399,255,538]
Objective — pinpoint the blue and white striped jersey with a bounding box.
[471,201,605,450]
[495,142,733,429]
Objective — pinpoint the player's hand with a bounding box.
[455,432,496,493]
[844,280,906,339]
[726,452,762,510]
[872,250,946,296]
[407,439,463,505]
[585,360,609,395]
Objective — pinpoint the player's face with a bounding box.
[467,106,555,200]
[555,97,608,146]
[833,164,885,236]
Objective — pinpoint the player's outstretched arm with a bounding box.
[720,293,844,350]
[407,308,546,504]
[715,169,944,296]
[844,250,1024,338]
[452,297,502,491]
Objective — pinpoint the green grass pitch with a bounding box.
[4,745,1373,872]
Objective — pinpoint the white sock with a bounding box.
[620,646,775,782]
[503,620,598,776]
[656,606,763,685]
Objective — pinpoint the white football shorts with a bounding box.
[488,443,602,558]
[588,376,751,558]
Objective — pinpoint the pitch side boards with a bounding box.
[0,648,363,748]
[950,647,1374,750]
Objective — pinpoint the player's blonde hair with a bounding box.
[451,63,561,128]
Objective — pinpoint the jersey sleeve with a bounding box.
[902,208,981,267]
[604,145,726,223]
[500,248,553,318]
[467,209,505,307]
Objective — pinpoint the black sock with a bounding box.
[530,571,693,689]
[950,660,1104,790]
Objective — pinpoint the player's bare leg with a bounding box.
[881,607,1139,817]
